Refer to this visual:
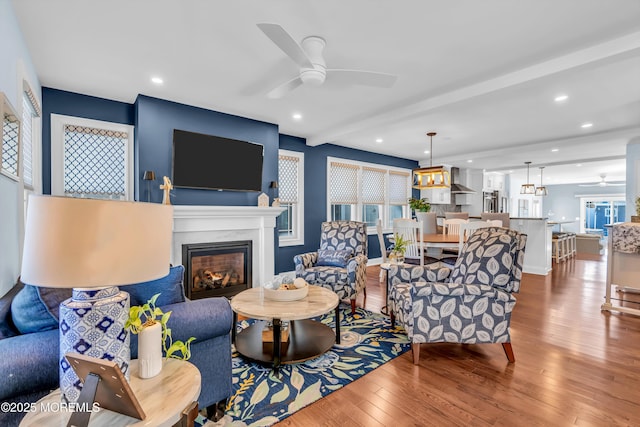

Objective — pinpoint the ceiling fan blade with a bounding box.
[257,23,313,69]
[326,69,397,88]
[266,76,303,99]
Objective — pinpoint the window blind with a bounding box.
[63,124,128,197]
[22,95,35,188]
[278,154,299,203]
[389,171,410,204]
[330,161,358,204]
[361,166,386,204]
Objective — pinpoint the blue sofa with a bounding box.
[0,280,233,426]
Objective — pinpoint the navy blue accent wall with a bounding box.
[135,95,279,205]
[41,87,135,194]
[277,135,419,273]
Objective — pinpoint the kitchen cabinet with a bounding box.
[421,188,450,204]
[483,172,504,192]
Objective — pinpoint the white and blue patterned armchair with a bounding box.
[389,227,527,364]
[294,221,368,314]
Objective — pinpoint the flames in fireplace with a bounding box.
[183,241,252,299]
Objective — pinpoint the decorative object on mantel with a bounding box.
[269,180,279,204]
[257,192,269,207]
[520,161,536,194]
[125,293,195,379]
[143,170,156,202]
[412,132,450,189]
[632,196,640,223]
[20,195,173,402]
[160,176,173,205]
[535,166,548,196]
[272,197,281,207]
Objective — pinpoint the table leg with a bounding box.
[232,311,237,343]
[335,306,341,345]
[272,318,282,375]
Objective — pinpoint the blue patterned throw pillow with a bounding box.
[122,265,186,306]
[316,249,354,268]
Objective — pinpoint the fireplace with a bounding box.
[182,240,252,299]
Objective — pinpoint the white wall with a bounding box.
[627,138,640,220]
[0,0,41,297]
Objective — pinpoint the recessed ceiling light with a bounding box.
[423,150,430,154]
[467,160,473,163]
[581,122,593,128]
[551,148,559,152]
[375,138,383,143]
[292,113,302,120]
[576,164,582,167]
[509,170,514,173]
[554,94,568,102]
[151,77,163,84]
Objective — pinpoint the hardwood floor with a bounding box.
[276,254,640,426]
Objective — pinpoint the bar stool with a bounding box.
[552,232,569,263]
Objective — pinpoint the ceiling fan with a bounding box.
[578,174,625,187]
[257,23,398,99]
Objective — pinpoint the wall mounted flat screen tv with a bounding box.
[172,129,264,191]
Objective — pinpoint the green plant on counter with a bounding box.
[636,196,640,216]
[125,293,195,361]
[408,197,431,212]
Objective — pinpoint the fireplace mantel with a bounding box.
[171,205,285,289]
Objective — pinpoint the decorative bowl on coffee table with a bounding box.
[264,284,309,301]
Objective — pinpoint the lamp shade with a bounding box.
[143,170,156,180]
[21,195,173,288]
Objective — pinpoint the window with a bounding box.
[21,82,41,191]
[21,81,42,226]
[327,157,411,231]
[278,150,304,246]
[51,114,134,200]
[1,94,20,180]
[580,195,625,236]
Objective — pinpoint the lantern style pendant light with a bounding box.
[535,166,548,196]
[520,161,536,194]
[412,132,450,189]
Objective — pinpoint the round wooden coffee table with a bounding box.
[230,285,340,373]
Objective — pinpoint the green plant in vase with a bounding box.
[408,197,431,212]
[125,293,195,378]
[632,196,640,222]
[390,233,409,264]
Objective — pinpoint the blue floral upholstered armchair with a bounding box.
[389,227,527,364]
[294,221,368,314]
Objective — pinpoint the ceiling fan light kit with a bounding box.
[258,23,397,98]
[412,132,450,190]
[520,161,536,194]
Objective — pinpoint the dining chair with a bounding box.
[440,218,469,264]
[393,218,425,266]
[486,219,503,227]
[480,213,510,228]
[442,218,467,236]
[444,212,469,220]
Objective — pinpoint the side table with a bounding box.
[20,358,201,427]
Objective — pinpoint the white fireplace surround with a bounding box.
[171,205,285,289]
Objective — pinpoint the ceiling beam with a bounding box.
[307,31,640,147]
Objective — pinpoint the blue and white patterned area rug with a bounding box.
[196,306,410,427]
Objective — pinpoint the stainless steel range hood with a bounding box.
[450,167,476,194]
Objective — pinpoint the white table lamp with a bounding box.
[21,195,173,402]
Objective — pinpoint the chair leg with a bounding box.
[390,312,396,328]
[502,342,515,363]
[362,287,367,310]
[411,343,420,365]
[350,299,356,315]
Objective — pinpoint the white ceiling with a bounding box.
[11,0,640,184]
